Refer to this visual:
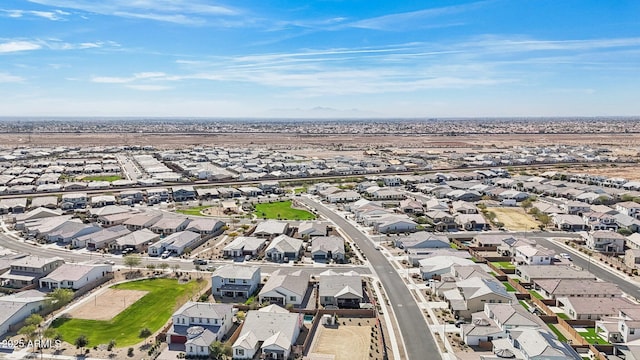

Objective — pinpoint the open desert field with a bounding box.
[68,288,148,321]
[3,132,640,149]
[491,207,539,231]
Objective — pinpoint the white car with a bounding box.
[560,253,572,261]
[161,251,171,259]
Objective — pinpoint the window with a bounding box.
[190,317,194,322]
[236,349,244,355]
[206,318,210,324]
[290,296,296,301]
[632,328,636,335]
[228,278,236,283]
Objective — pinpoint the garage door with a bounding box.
[170,335,187,344]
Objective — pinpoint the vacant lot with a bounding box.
[491,207,539,231]
[52,278,204,347]
[254,200,316,220]
[68,288,148,321]
[311,325,372,360]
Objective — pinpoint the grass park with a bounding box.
[176,205,211,216]
[254,200,316,220]
[51,278,204,347]
[80,175,123,182]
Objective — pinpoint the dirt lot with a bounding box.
[3,132,640,149]
[68,288,148,321]
[310,324,373,360]
[491,207,539,231]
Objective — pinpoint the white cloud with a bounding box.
[0,41,41,53]
[1,9,69,21]
[126,84,171,91]
[26,0,238,25]
[0,73,24,82]
[349,1,489,30]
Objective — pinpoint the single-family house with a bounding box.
[395,232,450,252]
[455,213,489,231]
[513,245,554,265]
[110,228,160,253]
[326,190,361,203]
[516,265,595,283]
[587,230,626,253]
[76,225,131,250]
[509,329,581,359]
[44,221,101,244]
[168,302,233,357]
[625,248,640,269]
[164,231,202,255]
[0,256,64,288]
[319,272,363,308]
[39,263,112,290]
[60,193,87,209]
[172,186,196,202]
[0,290,49,337]
[150,216,191,235]
[443,277,514,320]
[373,215,418,234]
[617,201,640,219]
[90,195,117,208]
[265,235,303,262]
[253,221,288,239]
[232,305,302,360]
[533,279,622,301]
[259,270,309,307]
[419,256,475,280]
[311,236,345,262]
[552,214,588,231]
[297,221,328,238]
[123,213,162,231]
[559,296,637,321]
[185,218,225,236]
[462,303,545,346]
[222,236,266,258]
[211,265,260,298]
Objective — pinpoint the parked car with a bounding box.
[193,259,208,265]
[560,253,572,261]
[161,251,171,259]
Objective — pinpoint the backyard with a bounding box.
[577,327,609,345]
[254,200,316,220]
[51,278,204,347]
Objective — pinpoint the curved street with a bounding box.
[300,197,439,360]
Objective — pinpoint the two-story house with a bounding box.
[513,245,554,265]
[587,230,626,253]
[167,302,233,357]
[211,265,261,298]
[0,256,64,288]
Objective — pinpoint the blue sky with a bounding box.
[1,0,639,118]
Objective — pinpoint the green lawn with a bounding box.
[529,290,544,300]
[176,205,211,216]
[51,278,203,347]
[518,300,530,310]
[254,200,316,220]
[547,324,568,342]
[578,327,609,345]
[81,175,123,182]
[450,243,459,250]
[502,282,517,292]
[294,187,307,194]
[556,312,570,320]
[492,261,516,269]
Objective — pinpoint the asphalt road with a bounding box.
[300,197,438,360]
[534,237,640,298]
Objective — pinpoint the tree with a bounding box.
[618,228,633,236]
[107,339,116,351]
[146,264,156,271]
[123,254,141,271]
[209,341,232,360]
[47,288,74,310]
[44,327,60,342]
[25,314,43,326]
[139,327,152,338]
[159,263,170,272]
[74,334,89,351]
[172,263,180,273]
[18,324,38,351]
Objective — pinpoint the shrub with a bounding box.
[127,348,134,357]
